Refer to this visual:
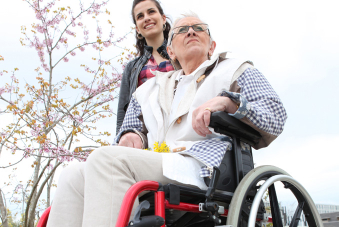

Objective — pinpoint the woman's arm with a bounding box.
[116,61,134,135]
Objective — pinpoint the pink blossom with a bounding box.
[97,27,102,34]
[80,46,85,51]
[92,3,101,10]
[63,57,69,62]
[84,30,89,35]
[53,15,61,25]
[74,116,84,123]
[38,51,44,57]
[78,22,83,26]
[36,12,43,20]
[0,72,3,76]
[36,24,45,33]
[60,37,67,43]
[65,30,75,36]
[46,38,53,47]
[98,59,104,65]
[42,63,49,71]
[103,41,110,48]
[71,51,76,56]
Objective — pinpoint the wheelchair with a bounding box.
[37,112,323,227]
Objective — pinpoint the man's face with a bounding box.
[167,17,215,65]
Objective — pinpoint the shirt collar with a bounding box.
[143,39,170,60]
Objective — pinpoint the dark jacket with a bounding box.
[116,40,171,134]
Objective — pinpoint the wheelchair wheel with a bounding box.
[226,165,323,227]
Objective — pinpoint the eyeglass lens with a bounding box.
[174,24,208,34]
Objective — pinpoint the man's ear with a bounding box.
[167,46,176,61]
[208,41,216,57]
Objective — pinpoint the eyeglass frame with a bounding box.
[168,23,211,46]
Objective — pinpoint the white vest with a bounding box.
[133,53,252,154]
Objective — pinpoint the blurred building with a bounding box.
[320,212,339,227]
[316,204,339,214]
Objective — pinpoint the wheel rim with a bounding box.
[226,166,323,227]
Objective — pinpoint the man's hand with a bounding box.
[192,97,238,137]
[118,132,143,149]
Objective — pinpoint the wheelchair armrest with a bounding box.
[209,111,261,146]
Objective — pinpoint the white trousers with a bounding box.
[46,146,192,227]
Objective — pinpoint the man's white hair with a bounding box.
[167,12,213,47]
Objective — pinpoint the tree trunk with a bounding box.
[0,189,9,227]
[24,160,61,227]
[47,168,55,207]
[26,156,42,227]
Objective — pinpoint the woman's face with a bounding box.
[167,17,215,65]
[134,0,166,40]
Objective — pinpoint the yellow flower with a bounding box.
[153,141,170,153]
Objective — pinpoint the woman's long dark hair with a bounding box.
[131,0,171,56]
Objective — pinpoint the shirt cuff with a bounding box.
[218,90,251,119]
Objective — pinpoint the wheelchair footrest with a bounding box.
[127,215,165,227]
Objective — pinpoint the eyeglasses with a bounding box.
[169,23,210,45]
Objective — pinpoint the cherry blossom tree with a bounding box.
[0,0,134,226]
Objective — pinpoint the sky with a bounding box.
[1,0,339,217]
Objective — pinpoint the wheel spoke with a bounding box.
[268,183,283,227]
[226,166,322,227]
[289,201,304,227]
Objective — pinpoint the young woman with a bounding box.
[116,0,174,134]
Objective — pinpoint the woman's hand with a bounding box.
[192,97,238,137]
[118,132,143,149]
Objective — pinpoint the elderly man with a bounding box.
[47,13,287,227]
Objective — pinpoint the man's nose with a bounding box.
[187,27,196,37]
